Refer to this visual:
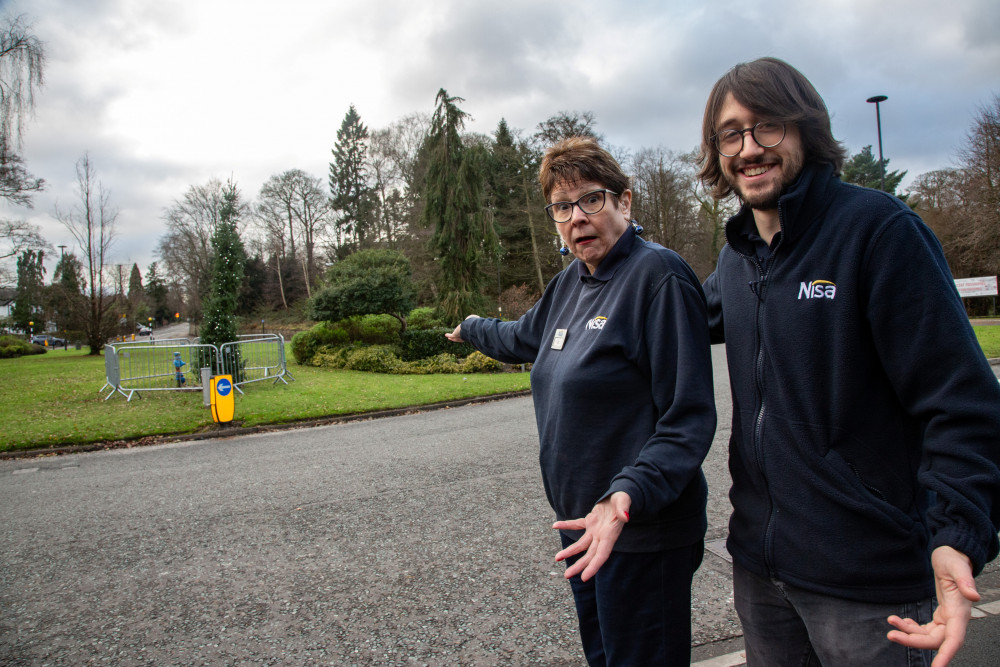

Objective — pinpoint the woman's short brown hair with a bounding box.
[539,136,630,202]
[697,57,847,199]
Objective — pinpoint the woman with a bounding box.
[446,137,716,665]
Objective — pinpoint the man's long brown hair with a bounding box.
[697,57,847,199]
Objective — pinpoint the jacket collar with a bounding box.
[724,162,839,255]
[576,225,641,284]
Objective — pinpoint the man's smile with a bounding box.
[742,164,773,177]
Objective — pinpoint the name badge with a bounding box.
[551,329,567,350]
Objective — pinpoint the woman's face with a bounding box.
[550,179,632,274]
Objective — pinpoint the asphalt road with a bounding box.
[1,346,998,665]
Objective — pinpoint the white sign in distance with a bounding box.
[955,276,998,298]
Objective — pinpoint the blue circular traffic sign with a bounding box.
[217,378,232,396]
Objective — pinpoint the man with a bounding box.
[700,57,1000,666]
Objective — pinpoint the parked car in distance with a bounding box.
[137,325,152,336]
[31,334,66,347]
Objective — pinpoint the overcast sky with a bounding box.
[1,0,998,280]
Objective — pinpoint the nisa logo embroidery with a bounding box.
[585,316,608,331]
[798,280,837,300]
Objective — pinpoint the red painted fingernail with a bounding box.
[624,511,630,520]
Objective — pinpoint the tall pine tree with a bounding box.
[421,89,498,321]
[200,181,247,353]
[145,262,170,324]
[330,104,374,249]
[842,145,907,196]
[50,252,86,334]
[12,248,44,333]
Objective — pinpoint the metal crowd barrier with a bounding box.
[102,334,293,401]
[218,334,295,395]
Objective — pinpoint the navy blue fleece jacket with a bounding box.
[460,227,717,552]
[704,163,1000,602]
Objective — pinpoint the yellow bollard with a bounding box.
[210,375,235,424]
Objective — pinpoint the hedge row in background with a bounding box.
[0,336,46,359]
[312,344,502,375]
[291,309,491,373]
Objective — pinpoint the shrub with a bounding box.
[309,249,416,327]
[311,344,352,369]
[460,351,503,373]
[401,327,473,361]
[407,307,444,330]
[343,344,403,373]
[407,352,462,374]
[0,336,46,359]
[348,314,401,344]
[291,322,350,365]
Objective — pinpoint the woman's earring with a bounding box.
[631,220,644,235]
[559,243,570,256]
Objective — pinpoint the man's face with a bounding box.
[716,93,805,210]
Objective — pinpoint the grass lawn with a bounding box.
[3,327,997,453]
[974,325,1000,358]
[0,347,530,453]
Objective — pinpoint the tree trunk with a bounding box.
[522,170,545,293]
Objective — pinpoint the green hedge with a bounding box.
[291,322,350,365]
[311,345,503,375]
[407,307,445,330]
[340,314,401,345]
[400,327,473,361]
[0,336,46,359]
[294,310,493,373]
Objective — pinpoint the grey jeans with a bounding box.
[734,563,936,666]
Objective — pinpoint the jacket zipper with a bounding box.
[749,257,776,575]
[742,220,783,577]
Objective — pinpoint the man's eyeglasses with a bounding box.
[545,189,618,223]
[711,122,786,157]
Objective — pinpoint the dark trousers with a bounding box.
[561,533,704,666]
[734,562,935,666]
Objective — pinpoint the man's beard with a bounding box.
[725,154,803,210]
[736,177,784,210]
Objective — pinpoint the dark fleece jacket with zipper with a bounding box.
[461,227,717,552]
[704,162,1000,602]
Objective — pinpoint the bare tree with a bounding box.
[250,197,296,309]
[908,168,969,273]
[257,169,330,298]
[533,110,601,148]
[627,147,723,278]
[956,95,1000,277]
[368,113,430,243]
[908,95,1000,286]
[156,178,247,319]
[0,217,47,282]
[0,14,45,206]
[368,128,409,247]
[55,154,117,354]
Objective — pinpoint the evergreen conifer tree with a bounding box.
[12,248,44,333]
[330,104,375,248]
[421,89,498,320]
[842,145,907,196]
[200,182,247,361]
[144,262,170,324]
[50,252,85,333]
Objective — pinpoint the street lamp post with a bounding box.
[866,95,888,192]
